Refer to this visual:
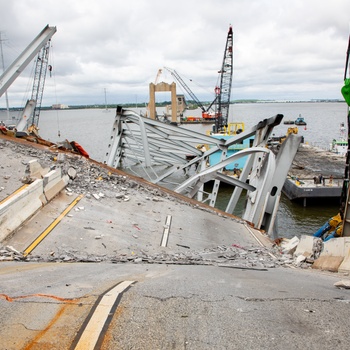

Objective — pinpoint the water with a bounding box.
[1,102,348,238]
[0,108,115,161]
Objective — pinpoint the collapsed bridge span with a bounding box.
[104,107,301,237]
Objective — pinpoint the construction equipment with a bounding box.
[0,25,56,136]
[26,38,53,131]
[214,25,233,133]
[154,68,163,84]
[164,25,234,127]
[0,25,56,99]
[280,127,298,143]
[164,67,216,119]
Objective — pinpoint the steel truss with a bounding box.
[104,107,301,237]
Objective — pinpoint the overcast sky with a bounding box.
[0,0,350,107]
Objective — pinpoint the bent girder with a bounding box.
[104,107,299,235]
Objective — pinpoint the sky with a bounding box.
[0,0,350,107]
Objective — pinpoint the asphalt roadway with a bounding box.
[1,262,349,349]
[1,135,350,349]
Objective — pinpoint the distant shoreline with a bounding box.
[0,99,345,112]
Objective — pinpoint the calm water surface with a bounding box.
[1,102,348,238]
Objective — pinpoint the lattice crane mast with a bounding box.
[214,25,233,133]
[28,39,52,129]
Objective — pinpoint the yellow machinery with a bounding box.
[280,127,298,143]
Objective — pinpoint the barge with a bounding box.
[282,143,345,206]
[283,176,342,206]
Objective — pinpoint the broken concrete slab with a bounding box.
[312,256,344,272]
[280,236,299,255]
[68,167,77,179]
[294,235,323,264]
[334,280,350,289]
[294,235,315,257]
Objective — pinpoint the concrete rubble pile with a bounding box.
[0,240,294,269]
[0,233,337,271]
[0,138,172,201]
[0,245,23,262]
[278,234,350,274]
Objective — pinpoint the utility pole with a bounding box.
[0,31,10,121]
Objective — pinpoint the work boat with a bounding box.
[295,115,307,125]
[330,122,348,156]
[330,139,348,156]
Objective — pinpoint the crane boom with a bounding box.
[0,25,56,98]
[215,25,233,132]
[154,68,162,84]
[164,67,207,113]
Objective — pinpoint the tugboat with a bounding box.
[295,114,307,125]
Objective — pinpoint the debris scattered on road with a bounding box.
[176,244,190,249]
[2,137,348,277]
[334,280,350,289]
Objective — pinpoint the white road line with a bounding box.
[160,214,172,247]
[74,280,134,350]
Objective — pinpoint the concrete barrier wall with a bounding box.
[0,167,69,242]
[43,168,69,201]
[338,238,350,273]
[295,235,350,273]
[0,179,44,242]
[313,237,350,273]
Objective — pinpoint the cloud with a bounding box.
[0,0,349,107]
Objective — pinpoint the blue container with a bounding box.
[209,135,254,170]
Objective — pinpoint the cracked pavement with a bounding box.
[1,135,350,349]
